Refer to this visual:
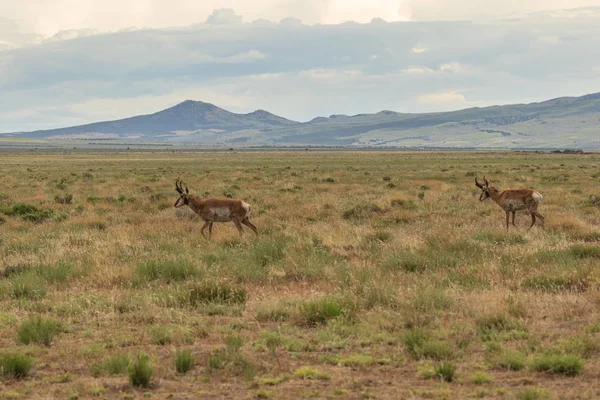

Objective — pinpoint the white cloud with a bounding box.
[0,1,413,38]
[440,62,465,73]
[417,91,468,107]
[7,1,600,41]
[318,0,411,24]
[2,7,600,132]
[206,9,243,25]
[401,66,435,74]
[298,69,363,81]
[405,0,600,21]
[188,50,267,64]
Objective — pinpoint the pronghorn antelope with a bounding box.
[475,176,545,230]
[174,180,258,239]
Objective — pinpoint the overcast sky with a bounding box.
[2,1,600,132]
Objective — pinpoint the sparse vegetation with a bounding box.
[0,150,598,398]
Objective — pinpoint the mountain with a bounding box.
[3,93,600,149]
[3,100,297,140]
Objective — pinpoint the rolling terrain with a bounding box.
[2,93,600,148]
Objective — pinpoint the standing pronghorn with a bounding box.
[174,179,258,239]
[475,177,545,230]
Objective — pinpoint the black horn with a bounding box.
[175,179,184,194]
[475,177,483,189]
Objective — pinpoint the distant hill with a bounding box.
[2,100,297,140]
[3,93,600,148]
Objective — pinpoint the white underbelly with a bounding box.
[209,207,232,222]
[506,200,526,211]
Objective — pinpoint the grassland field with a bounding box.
[0,150,600,400]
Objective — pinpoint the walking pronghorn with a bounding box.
[174,179,258,239]
[475,176,545,230]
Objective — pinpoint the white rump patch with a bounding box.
[532,192,543,204]
[242,202,251,217]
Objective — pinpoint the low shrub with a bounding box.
[128,353,153,387]
[0,353,34,378]
[175,349,194,374]
[17,316,62,346]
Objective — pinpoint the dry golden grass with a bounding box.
[0,150,600,399]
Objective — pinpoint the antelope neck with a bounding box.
[487,187,502,200]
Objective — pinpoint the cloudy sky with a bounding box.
[1,1,600,132]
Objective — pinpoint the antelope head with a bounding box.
[174,179,190,208]
[475,176,491,202]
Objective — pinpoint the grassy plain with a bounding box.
[0,150,599,399]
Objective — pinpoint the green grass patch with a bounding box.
[8,274,47,300]
[516,388,550,400]
[0,203,55,222]
[342,203,385,220]
[402,328,453,360]
[135,260,199,283]
[529,353,583,376]
[207,335,257,379]
[129,353,153,387]
[435,362,456,382]
[256,303,291,322]
[175,348,194,374]
[17,316,62,346]
[296,297,348,326]
[383,251,428,273]
[338,354,374,367]
[149,325,173,345]
[522,274,588,293]
[36,261,83,285]
[498,351,526,371]
[403,328,429,356]
[471,371,491,384]
[252,240,286,267]
[187,282,248,306]
[0,352,34,379]
[253,375,289,386]
[476,313,528,342]
[568,244,600,259]
[91,354,131,377]
[293,366,330,380]
[559,336,600,358]
[569,231,600,242]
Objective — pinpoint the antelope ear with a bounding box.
[185,186,189,194]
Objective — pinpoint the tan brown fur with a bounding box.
[476,176,545,230]
[174,180,258,239]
